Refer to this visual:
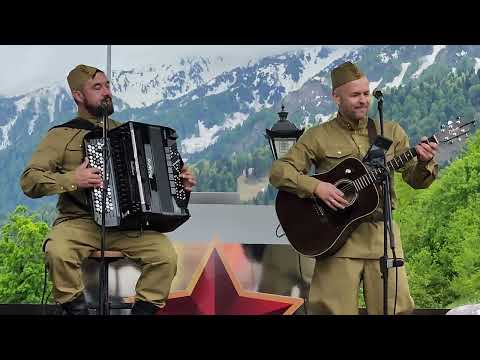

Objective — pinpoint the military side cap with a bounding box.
[331,61,365,90]
[67,64,102,92]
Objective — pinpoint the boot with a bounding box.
[131,300,159,315]
[60,294,89,316]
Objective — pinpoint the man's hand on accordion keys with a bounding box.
[180,165,196,192]
[74,158,103,189]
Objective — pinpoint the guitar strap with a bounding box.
[366,117,386,221]
[367,117,377,146]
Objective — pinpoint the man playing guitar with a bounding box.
[269,61,438,315]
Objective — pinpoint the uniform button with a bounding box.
[71,185,75,189]
[337,151,342,155]
[60,186,64,190]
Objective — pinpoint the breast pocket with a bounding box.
[318,147,354,173]
[63,138,85,171]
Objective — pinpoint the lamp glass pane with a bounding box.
[274,138,297,158]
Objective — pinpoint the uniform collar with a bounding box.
[77,109,99,125]
[335,112,368,131]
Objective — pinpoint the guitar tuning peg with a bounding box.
[449,140,453,144]
[465,133,469,137]
[458,137,462,142]
[448,120,453,125]
[441,124,446,129]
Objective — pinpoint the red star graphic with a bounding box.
[156,240,304,315]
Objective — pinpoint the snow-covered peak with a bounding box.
[181,112,249,155]
[411,45,446,79]
[110,56,233,108]
[385,63,411,89]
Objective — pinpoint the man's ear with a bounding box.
[72,90,84,104]
[332,89,340,106]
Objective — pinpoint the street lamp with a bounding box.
[265,105,304,160]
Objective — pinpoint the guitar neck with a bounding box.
[351,148,416,191]
[353,134,437,191]
[385,147,417,172]
[385,133,437,172]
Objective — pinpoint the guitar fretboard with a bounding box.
[352,147,417,191]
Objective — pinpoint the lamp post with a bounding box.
[265,105,304,160]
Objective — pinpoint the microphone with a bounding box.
[373,88,383,100]
[100,98,110,115]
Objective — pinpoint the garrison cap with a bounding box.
[67,64,103,92]
[331,61,365,90]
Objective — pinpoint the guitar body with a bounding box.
[275,157,379,258]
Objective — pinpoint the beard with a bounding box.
[340,105,368,121]
[85,97,114,117]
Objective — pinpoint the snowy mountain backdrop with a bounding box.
[2,45,480,218]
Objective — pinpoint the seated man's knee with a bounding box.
[44,239,77,264]
[144,237,178,267]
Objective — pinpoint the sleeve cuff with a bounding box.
[415,158,438,178]
[56,171,78,193]
[297,175,321,197]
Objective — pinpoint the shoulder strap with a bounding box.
[49,117,99,131]
[367,117,377,146]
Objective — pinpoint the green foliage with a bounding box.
[0,205,52,304]
[191,144,273,193]
[468,84,480,107]
[394,131,480,308]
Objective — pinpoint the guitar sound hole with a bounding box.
[334,179,358,208]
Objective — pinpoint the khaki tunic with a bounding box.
[269,113,438,259]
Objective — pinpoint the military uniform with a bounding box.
[20,65,177,310]
[269,62,438,315]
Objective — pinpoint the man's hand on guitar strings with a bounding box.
[314,181,349,211]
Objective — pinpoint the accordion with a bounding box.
[83,121,190,232]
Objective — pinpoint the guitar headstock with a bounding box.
[432,116,476,144]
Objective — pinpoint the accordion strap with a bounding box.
[49,117,100,131]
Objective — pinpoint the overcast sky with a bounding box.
[0,45,352,96]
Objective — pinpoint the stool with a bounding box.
[88,251,134,315]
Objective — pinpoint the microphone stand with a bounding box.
[98,102,110,316]
[375,91,402,315]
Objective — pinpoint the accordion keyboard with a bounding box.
[85,138,120,226]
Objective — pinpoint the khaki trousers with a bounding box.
[44,217,177,307]
[308,257,415,315]
[258,245,315,314]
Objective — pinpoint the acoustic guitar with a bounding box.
[275,119,475,258]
